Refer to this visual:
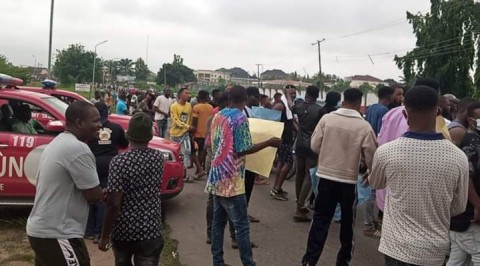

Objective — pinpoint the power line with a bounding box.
[324,0,468,43]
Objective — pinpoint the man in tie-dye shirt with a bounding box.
[205,85,281,266]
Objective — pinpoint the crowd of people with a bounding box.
[21,77,480,266]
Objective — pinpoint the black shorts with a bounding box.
[28,236,90,266]
[277,144,293,164]
[194,138,205,152]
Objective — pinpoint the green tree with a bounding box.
[395,0,480,98]
[118,58,134,76]
[359,83,375,107]
[156,54,197,87]
[52,44,101,85]
[134,58,150,81]
[330,79,351,92]
[104,60,118,83]
[0,55,31,84]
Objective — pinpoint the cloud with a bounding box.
[3,0,431,80]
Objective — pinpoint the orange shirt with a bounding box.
[193,103,213,138]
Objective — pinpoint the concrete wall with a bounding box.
[259,88,378,106]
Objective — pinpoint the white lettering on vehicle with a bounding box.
[0,155,24,178]
[12,136,35,148]
[0,183,4,191]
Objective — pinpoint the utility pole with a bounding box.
[48,0,55,77]
[146,35,149,66]
[312,39,326,98]
[163,64,167,87]
[255,63,262,87]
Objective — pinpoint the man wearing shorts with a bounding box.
[270,85,296,201]
[26,101,103,266]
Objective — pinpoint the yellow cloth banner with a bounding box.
[245,118,284,177]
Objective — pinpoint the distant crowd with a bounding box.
[22,78,480,266]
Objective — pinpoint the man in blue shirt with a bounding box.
[366,86,394,136]
[116,93,128,115]
[363,86,394,239]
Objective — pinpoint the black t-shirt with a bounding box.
[451,132,480,232]
[280,102,294,145]
[88,120,129,184]
[292,102,326,156]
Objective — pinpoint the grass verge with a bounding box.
[0,208,34,266]
[0,208,183,266]
[161,224,184,266]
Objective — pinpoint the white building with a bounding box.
[345,75,387,88]
[194,70,231,84]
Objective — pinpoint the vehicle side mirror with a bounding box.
[46,120,65,132]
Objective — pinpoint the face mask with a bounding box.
[336,102,341,108]
[475,119,480,131]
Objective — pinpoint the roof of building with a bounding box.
[349,75,384,82]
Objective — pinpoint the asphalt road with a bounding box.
[165,171,384,266]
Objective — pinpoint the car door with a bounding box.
[0,99,55,198]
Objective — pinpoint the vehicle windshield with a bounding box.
[42,96,69,116]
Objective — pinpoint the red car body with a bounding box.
[0,88,184,205]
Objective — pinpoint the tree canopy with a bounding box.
[0,55,30,84]
[395,0,480,98]
[134,58,150,81]
[156,54,196,87]
[52,44,102,85]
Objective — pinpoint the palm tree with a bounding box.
[359,82,374,107]
[118,58,134,76]
[105,60,119,83]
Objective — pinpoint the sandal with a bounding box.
[249,215,260,223]
[194,171,208,180]
[183,176,194,183]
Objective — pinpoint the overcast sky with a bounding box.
[3,0,431,81]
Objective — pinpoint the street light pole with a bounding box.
[91,40,108,98]
[32,55,37,79]
[47,0,54,77]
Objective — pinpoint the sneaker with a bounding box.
[93,234,101,244]
[364,229,382,239]
[183,176,194,183]
[270,188,288,201]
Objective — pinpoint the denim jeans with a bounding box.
[86,202,105,235]
[207,193,236,241]
[212,194,255,266]
[156,119,168,138]
[447,224,480,266]
[112,237,164,266]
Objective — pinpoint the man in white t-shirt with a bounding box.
[26,101,103,266]
[154,89,174,138]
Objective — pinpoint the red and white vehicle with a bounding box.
[0,80,185,205]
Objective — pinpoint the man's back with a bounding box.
[371,135,468,265]
[193,103,213,139]
[312,108,377,183]
[108,148,164,241]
